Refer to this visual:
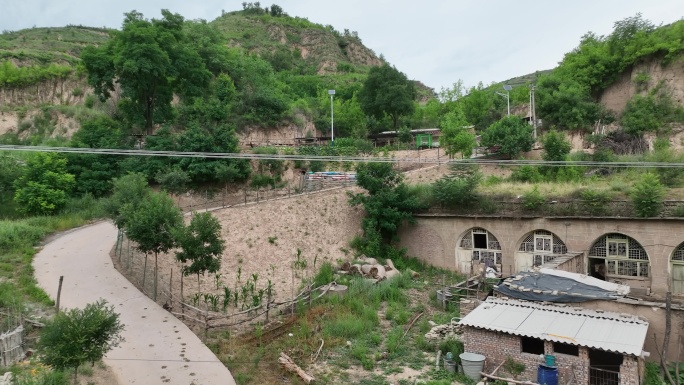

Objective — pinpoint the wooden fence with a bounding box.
[0,325,23,367]
[158,283,331,338]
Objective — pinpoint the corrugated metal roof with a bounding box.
[459,298,648,356]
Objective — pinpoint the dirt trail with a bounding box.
[33,221,235,385]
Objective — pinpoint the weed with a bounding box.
[267,236,277,244]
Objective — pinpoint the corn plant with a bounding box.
[214,273,222,290]
[222,287,232,312]
[208,294,220,312]
[191,292,202,307]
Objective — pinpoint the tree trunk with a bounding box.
[142,253,148,289]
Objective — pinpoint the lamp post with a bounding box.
[328,89,335,144]
[495,84,512,116]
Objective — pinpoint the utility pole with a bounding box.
[328,89,335,144]
[530,85,537,140]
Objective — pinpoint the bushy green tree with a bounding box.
[631,173,664,217]
[432,164,481,208]
[123,191,183,300]
[440,107,475,158]
[105,173,150,230]
[81,10,212,133]
[174,212,225,289]
[14,153,75,215]
[358,64,416,129]
[480,116,534,159]
[38,300,124,383]
[67,116,126,197]
[348,163,426,257]
[541,130,572,162]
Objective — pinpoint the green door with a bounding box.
[673,264,684,295]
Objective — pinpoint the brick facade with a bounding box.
[462,327,641,385]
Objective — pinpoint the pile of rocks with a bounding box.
[424,321,463,344]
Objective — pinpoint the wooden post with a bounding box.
[442,275,447,310]
[56,276,64,313]
[244,188,247,205]
[266,291,271,323]
[204,309,209,339]
[662,291,673,372]
[169,269,173,305]
[180,273,185,321]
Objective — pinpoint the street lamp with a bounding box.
[495,84,512,116]
[328,89,335,144]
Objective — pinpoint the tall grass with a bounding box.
[0,195,107,305]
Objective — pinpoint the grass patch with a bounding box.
[0,195,107,308]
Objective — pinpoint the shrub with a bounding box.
[579,188,612,216]
[631,173,664,217]
[511,165,542,183]
[521,186,545,211]
[673,205,684,218]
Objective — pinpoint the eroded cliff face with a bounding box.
[0,76,90,107]
[600,55,684,115]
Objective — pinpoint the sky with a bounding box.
[3,1,684,92]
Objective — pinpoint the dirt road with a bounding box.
[33,221,235,385]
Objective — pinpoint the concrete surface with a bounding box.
[33,221,236,385]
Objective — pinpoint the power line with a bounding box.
[1,144,684,168]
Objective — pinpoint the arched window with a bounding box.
[518,230,567,266]
[459,228,502,265]
[589,233,648,277]
[671,243,684,294]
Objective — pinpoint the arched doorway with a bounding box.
[671,243,684,295]
[588,233,649,287]
[457,227,502,274]
[516,230,568,271]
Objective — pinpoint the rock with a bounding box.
[424,323,463,344]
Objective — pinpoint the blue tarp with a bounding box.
[494,272,620,303]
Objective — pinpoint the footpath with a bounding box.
[33,221,235,385]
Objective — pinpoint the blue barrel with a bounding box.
[538,365,558,385]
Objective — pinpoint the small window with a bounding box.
[553,342,579,356]
[521,337,544,355]
[473,233,488,249]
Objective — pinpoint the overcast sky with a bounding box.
[3,1,683,92]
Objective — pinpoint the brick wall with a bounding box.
[463,327,600,385]
[620,356,640,385]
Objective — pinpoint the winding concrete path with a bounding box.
[33,221,235,385]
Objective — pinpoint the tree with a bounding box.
[155,167,190,201]
[440,107,475,158]
[38,300,124,384]
[631,173,664,217]
[105,173,150,230]
[348,163,426,257]
[13,152,75,215]
[432,164,481,208]
[480,116,535,159]
[123,191,183,300]
[81,10,211,133]
[358,64,416,129]
[174,212,225,290]
[541,130,572,162]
